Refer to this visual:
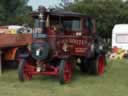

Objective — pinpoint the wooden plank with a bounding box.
[0,34,32,48]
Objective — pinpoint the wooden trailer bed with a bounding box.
[0,34,32,48]
[0,34,32,76]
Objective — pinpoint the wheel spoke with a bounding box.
[23,62,33,80]
[98,55,105,75]
[64,63,72,82]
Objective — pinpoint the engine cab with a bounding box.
[31,6,96,59]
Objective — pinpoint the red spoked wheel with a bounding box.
[18,59,33,81]
[58,60,73,84]
[97,55,105,75]
[89,54,105,75]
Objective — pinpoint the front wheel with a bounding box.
[18,59,32,81]
[58,60,73,84]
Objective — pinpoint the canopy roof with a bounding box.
[32,9,89,18]
[113,24,128,33]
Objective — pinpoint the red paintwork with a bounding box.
[63,61,73,83]
[47,27,94,58]
[23,62,59,77]
[20,9,98,84]
[23,59,73,83]
[97,55,105,75]
[23,62,33,80]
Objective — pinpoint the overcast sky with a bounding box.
[28,0,127,10]
[28,0,62,10]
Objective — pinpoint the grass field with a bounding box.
[0,60,128,96]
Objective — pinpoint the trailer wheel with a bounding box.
[58,60,73,84]
[89,54,105,75]
[18,59,32,81]
[6,61,18,69]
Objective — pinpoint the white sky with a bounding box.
[28,0,62,10]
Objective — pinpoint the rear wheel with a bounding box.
[58,60,73,84]
[18,59,32,81]
[89,55,105,75]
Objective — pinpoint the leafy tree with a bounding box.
[0,0,33,26]
[65,0,128,39]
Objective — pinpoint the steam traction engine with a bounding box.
[18,7,106,84]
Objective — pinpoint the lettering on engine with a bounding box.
[57,38,88,45]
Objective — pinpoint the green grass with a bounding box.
[1,60,128,96]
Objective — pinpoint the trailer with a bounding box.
[0,25,32,75]
[112,24,128,50]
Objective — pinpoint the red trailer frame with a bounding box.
[0,28,32,75]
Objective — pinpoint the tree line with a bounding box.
[64,0,128,39]
[0,0,33,26]
[1,0,128,40]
